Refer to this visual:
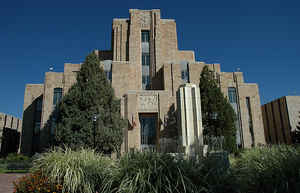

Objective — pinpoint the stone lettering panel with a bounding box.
[138,95,158,112]
[139,11,151,28]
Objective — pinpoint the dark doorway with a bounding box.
[139,113,158,151]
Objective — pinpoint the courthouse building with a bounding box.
[21,9,265,155]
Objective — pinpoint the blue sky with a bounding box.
[1,0,300,118]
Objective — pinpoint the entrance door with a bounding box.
[139,113,157,151]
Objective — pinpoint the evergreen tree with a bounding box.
[53,53,126,154]
[199,66,237,152]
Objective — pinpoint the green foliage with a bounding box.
[116,151,237,193]
[233,145,300,193]
[31,147,117,193]
[199,66,237,152]
[53,52,126,154]
[14,146,300,193]
[0,153,32,173]
[6,162,32,171]
[24,148,239,193]
[116,152,199,193]
[14,172,63,193]
[5,153,30,162]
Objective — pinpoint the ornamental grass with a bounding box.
[30,147,117,193]
[233,145,300,193]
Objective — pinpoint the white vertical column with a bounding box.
[178,83,203,156]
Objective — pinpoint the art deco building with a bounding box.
[262,96,300,144]
[21,9,265,155]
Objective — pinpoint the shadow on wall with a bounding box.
[159,104,179,153]
[151,68,164,90]
[21,98,35,156]
[21,95,44,156]
[38,107,58,153]
[0,128,20,157]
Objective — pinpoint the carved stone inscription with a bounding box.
[139,12,151,28]
[138,95,158,111]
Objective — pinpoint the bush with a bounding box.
[27,148,239,193]
[31,147,116,193]
[6,162,32,170]
[0,158,6,164]
[0,153,32,173]
[21,147,300,193]
[116,152,206,193]
[201,152,239,193]
[233,145,300,193]
[13,172,63,193]
[6,153,30,162]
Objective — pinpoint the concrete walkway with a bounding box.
[0,174,26,193]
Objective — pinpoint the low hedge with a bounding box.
[0,153,32,173]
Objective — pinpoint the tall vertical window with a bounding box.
[103,60,112,82]
[141,30,150,90]
[52,88,62,135]
[142,53,150,66]
[228,87,242,147]
[34,97,43,135]
[228,87,237,103]
[180,61,190,83]
[246,97,255,147]
[139,114,157,151]
[142,31,150,42]
[32,96,43,153]
[53,88,62,106]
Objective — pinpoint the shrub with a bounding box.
[31,147,116,193]
[0,157,6,164]
[29,148,239,193]
[234,145,300,193]
[116,152,204,193]
[13,172,63,193]
[0,153,32,173]
[6,162,32,170]
[201,152,239,193]
[6,153,30,162]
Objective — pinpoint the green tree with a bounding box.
[199,66,237,152]
[53,53,126,154]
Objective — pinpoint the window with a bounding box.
[35,97,43,117]
[103,60,112,82]
[142,55,150,90]
[34,97,43,135]
[246,97,255,147]
[228,87,243,147]
[180,61,189,83]
[141,30,150,90]
[53,88,63,106]
[142,75,150,90]
[228,87,237,103]
[141,30,150,42]
[142,53,150,66]
[139,114,157,146]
